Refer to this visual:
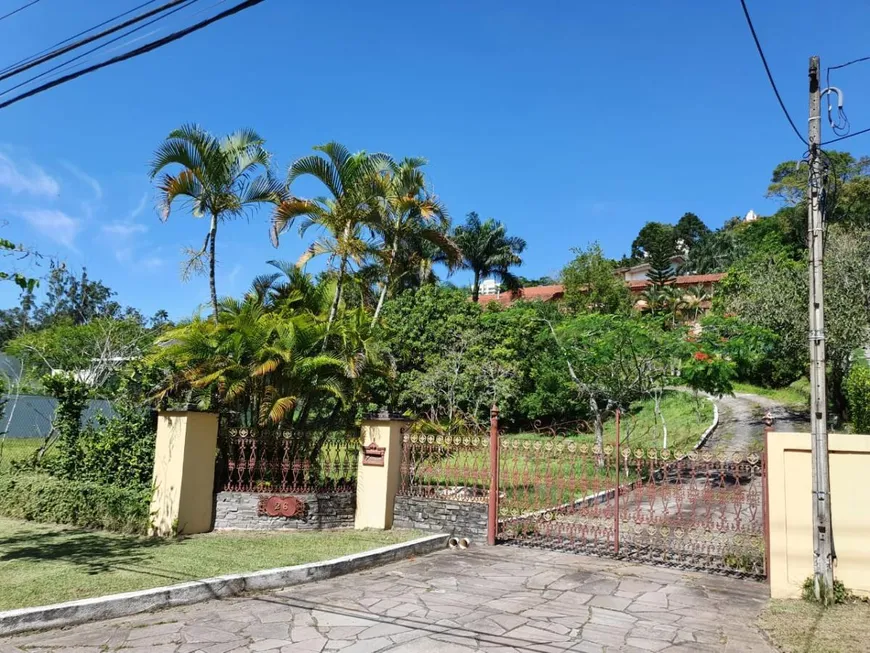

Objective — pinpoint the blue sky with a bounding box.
[2,0,870,319]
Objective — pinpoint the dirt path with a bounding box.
[705,392,809,452]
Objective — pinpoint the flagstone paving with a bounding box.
[1,546,774,652]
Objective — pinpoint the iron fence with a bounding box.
[217,427,359,494]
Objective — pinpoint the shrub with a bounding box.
[0,472,150,534]
[801,575,852,605]
[844,363,870,433]
[76,403,156,489]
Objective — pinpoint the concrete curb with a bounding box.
[0,533,449,636]
[694,396,719,450]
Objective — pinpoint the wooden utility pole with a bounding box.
[807,55,835,602]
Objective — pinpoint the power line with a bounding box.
[0,1,40,23]
[823,125,870,145]
[739,0,808,145]
[0,0,190,84]
[824,56,870,142]
[0,0,268,111]
[0,1,161,75]
[0,0,200,98]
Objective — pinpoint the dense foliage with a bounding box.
[0,472,150,534]
[844,362,870,433]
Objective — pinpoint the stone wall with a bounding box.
[392,495,488,541]
[213,492,355,530]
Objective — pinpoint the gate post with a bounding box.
[487,405,500,546]
[615,409,620,556]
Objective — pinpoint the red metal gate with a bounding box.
[491,409,767,577]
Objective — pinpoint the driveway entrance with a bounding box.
[2,546,774,652]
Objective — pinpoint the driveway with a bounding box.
[1,546,774,653]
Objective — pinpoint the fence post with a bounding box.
[487,404,500,546]
[614,409,620,556]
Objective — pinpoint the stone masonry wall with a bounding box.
[392,495,488,541]
[213,492,355,530]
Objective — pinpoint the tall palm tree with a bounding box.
[448,212,526,302]
[370,158,459,323]
[271,142,389,333]
[150,124,282,322]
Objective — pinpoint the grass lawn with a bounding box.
[0,517,422,611]
[0,437,43,473]
[733,378,811,413]
[759,599,870,653]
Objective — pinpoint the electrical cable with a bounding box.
[0,0,161,75]
[739,0,808,145]
[0,0,200,98]
[0,0,40,23]
[0,0,267,111]
[823,56,870,142]
[822,125,870,145]
[0,0,190,84]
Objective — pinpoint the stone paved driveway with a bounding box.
[1,546,774,652]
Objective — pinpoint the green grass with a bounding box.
[733,378,811,413]
[0,517,422,611]
[0,437,44,473]
[759,599,870,653]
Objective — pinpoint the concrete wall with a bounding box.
[767,431,870,598]
[393,496,488,541]
[213,492,356,530]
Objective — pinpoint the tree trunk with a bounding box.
[590,396,605,467]
[472,270,481,302]
[372,235,399,325]
[326,257,346,338]
[653,390,668,449]
[208,213,219,323]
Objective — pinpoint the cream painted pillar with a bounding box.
[355,414,409,530]
[149,411,219,537]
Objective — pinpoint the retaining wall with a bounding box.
[213,492,355,530]
[392,495,487,541]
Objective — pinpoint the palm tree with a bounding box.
[448,212,526,302]
[370,158,459,323]
[150,124,282,322]
[271,142,389,333]
[153,296,348,427]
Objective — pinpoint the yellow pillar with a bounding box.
[149,411,219,537]
[354,414,409,530]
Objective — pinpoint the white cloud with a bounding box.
[60,160,102,200]
[102,222,148,237]
[130,192,148,219]
[141,256,165,270]
[0,153,60,197]
[21,209,80,251]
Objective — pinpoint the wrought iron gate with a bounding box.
[493,415,767,578]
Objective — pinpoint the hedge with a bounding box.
[0,473,151,534]
[845,363,870,434]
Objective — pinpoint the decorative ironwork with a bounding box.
[258,495,306,518]
[495,436,767,578]
[398,425,492,503]
[218,427,359,493]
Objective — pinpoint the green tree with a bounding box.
[370,158,459,323]
[271,142,389,332]
[448,212,526,302]
[150,124,281,322]
[631,221,673,259]
[766,151,869,207]
[561,243,630,314]
[546,314,670,451]
[673,212,710,251]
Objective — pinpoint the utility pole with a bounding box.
[807,55,835,603]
